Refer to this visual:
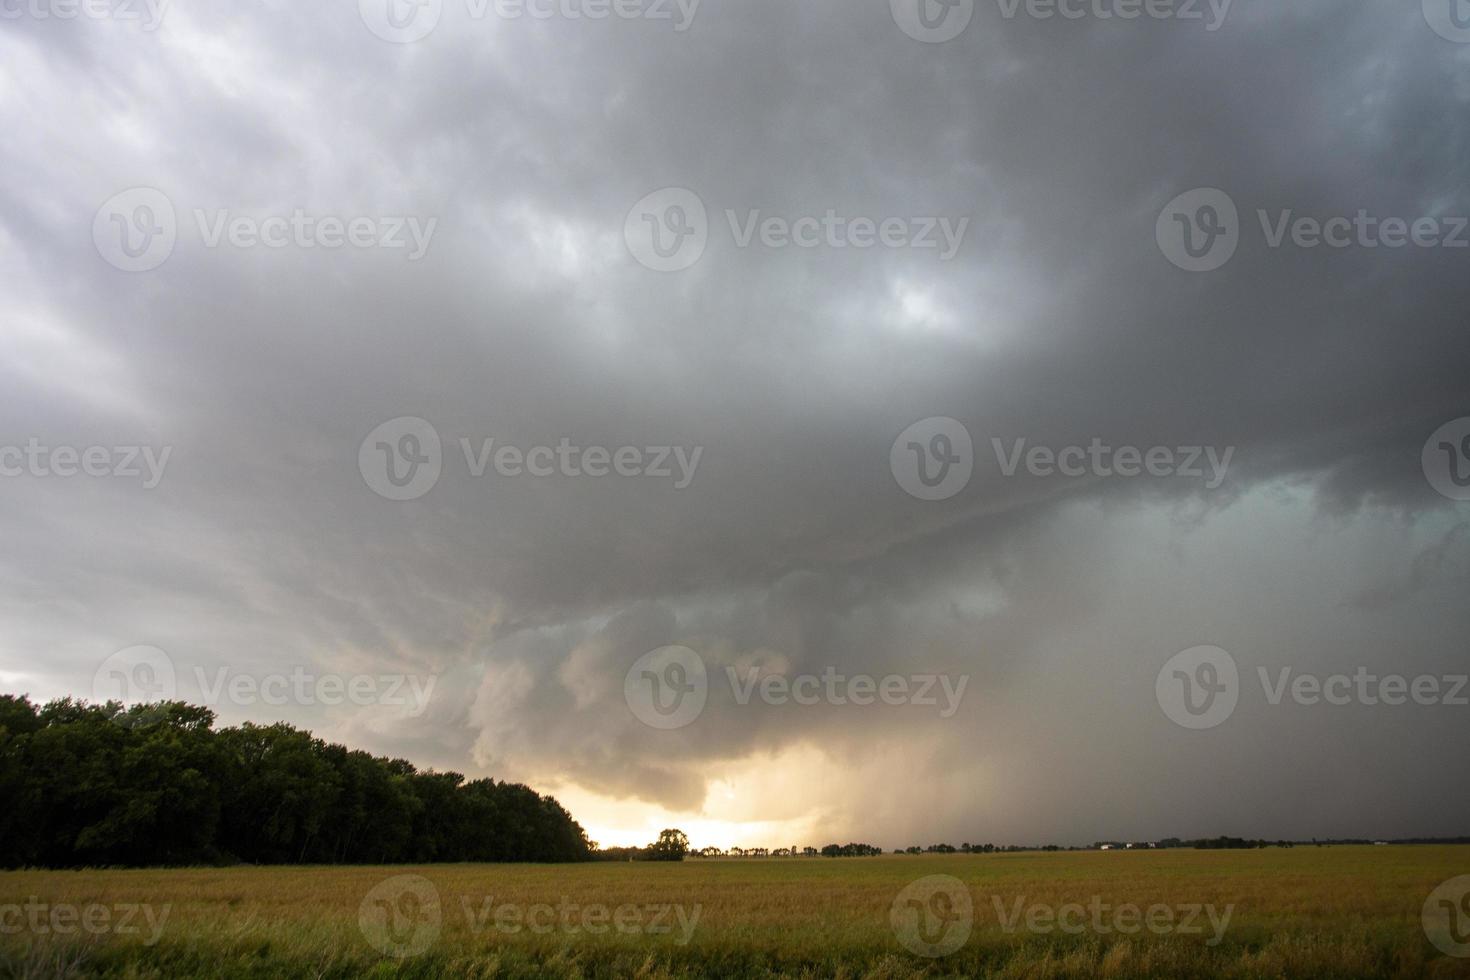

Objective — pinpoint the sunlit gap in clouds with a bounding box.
[554,743,865,851]
[858,274,1020,352]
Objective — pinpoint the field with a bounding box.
[2,847,1469,979]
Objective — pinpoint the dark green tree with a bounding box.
[646,828,690,861]
[0,696,592,868]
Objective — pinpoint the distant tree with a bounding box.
[646,828,690,861]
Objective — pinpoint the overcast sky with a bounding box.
[2,0,1468,850]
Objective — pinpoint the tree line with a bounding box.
[0,696,592,868]
[591,829,691,862]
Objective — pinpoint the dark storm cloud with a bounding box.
[1,0,1467,843]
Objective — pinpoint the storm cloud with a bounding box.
[2,0,1467,848]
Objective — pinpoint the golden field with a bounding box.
[2,846,1469,978]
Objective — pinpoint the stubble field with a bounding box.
[2,846,1468,978]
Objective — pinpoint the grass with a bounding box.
[2,846,1468,978]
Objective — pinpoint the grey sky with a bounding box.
[1,0,1467,847]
